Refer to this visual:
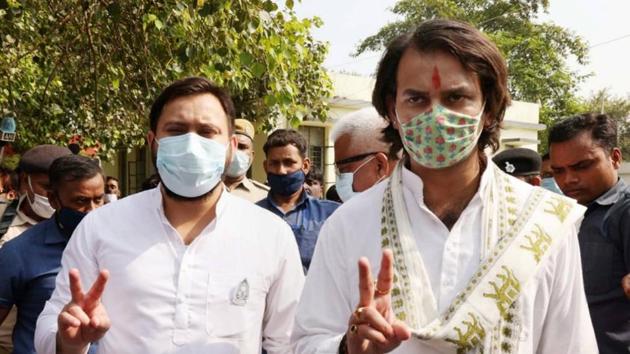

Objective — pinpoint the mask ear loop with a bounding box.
[26,175,36,205]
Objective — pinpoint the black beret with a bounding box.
[492,148,542,177]
[19,145,72,174]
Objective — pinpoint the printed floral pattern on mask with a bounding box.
[400,105,484,169]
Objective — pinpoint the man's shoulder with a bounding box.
[248,178,270,191]
[225,193,286,226]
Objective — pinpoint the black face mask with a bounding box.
[267,170,305,196]
[57,207,87,237]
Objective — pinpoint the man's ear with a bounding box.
[385,96,399,130]
[611,147,622,169]
[225,135,237,167]
[374,152,389,178]
[530,175,542,187]
[302,157,311,175]
[48,191,60,211]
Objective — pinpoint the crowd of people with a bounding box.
[0,18,628,354]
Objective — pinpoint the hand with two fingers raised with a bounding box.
[56,268,110,354]
[345,249,411,354]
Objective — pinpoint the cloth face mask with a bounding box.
[225,150,251,178]
[267,170,305,196]
[397,104,485,169]
[156,133,227,198]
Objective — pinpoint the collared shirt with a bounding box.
[292,162,597,354]
[257,190,339,272]
[0,197,38,247]
[579,178,630,353]
[35,188,304,354]
[227,177,270,203]
[0,218,79,354]
[0,197,39,354]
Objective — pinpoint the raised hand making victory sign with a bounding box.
[345,249,411,353]
[57,269,110,352]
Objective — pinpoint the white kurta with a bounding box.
[35,187,304,354]
[292,163,597,354]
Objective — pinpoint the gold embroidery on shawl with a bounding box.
[446,313,486,354]
[544,196,572,222]
[482,266,521,317]
[519,224,552,263]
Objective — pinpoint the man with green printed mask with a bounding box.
[293,19,596,354]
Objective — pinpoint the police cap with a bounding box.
[234,119,255,141]
[492,148,542,177]
[19,144,72,174]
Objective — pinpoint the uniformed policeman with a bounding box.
[492,147,542,186]
[0,144,70,354]
[224,119,269,202]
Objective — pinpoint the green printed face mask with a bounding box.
[397,104,485,169]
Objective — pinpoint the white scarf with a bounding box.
[380,160,585,353]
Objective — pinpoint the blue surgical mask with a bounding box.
[267,170,305,196]
[225,150,251,178]
[57,207,87,237]
[336,155,376,202]
[156,133,227,198]
[541,177,563,195]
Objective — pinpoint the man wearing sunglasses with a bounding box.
[332,107,401,202]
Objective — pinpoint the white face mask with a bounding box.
[336,155,378,202]
[26,175,55,219]
[104,194,118,203]
[225,150,251,178]
[156,132,228,198]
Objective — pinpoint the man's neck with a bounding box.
[271,188,305,213]
[224,175,246,191]
[410,151,485,229]
[161,184,223,245]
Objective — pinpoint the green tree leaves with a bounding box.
[355,0,589,140]
[0,0,332,160]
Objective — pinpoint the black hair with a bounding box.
[106,176,119,183]
[373,19,510,154]
[548,113,618,152]
[262,129,308,158]
[49,155,104,191]
[305,166,323,185]
[149,77,235,133]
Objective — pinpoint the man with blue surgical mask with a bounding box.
[0,154,103,354]
[35,77,304,354]
[224,118,269,202]
[257,129,339,273]
[332,107,401,202]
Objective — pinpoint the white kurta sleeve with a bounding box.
[536,225,598,354]
[262,223,306,354]
[34,215,99,354]
[292,217,355,354]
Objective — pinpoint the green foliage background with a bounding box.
[0,0,333,161]
[354,0,594,151]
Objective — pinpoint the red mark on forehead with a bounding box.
[431,66,441,90]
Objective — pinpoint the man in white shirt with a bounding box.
[35,77,304,354]
[292,19,596,354]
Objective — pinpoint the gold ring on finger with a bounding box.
[353,307,365,320]
[375,287,390,296]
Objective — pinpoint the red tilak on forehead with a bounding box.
[431,66,441,90]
